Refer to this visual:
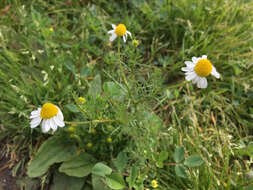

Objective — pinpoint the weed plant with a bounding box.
[0,0,253,189]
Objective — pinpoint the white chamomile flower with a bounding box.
[30,103,65,133]
[182,55,220,88]
[108,24,132,43]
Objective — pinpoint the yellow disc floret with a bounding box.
[40,103,58,119]
[115,24,127,36]
[194,59,212,77]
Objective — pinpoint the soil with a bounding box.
[0,154,19,190]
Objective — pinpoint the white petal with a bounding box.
[50,118,58,131]
[181,66,193,72]
[192,57,198,63]
[48,118,53,130]
[112,24,116,29]
[109,33,117,42]
[192,76,200,84]
[41,120,47,133]
[184,61,195,68]
[30,108,41,117]
[197,77,208,88]
[55,114,65,127]
[42,119,50,133]
[202,55,207,59]
[30,117,42,128]
[30,111,40,119]
[123,35,126,43]
[30,116,41,124]
[211,66,220,79]
[185,72,197,81]
[126,31,132,38]
[107,30,114,34]
[54,116,63,127]
[57,107,64,121]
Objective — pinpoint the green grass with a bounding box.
[0,0,253,189]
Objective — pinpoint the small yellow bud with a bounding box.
[87,143,92,148]
[68,127,75,132]
[107,137,112,143]
[78,97,86,104]
[151,180,159,188]
[49,27,54,32]
[132,39,140,47]
[107,125,113,131]
[89,128,96,134]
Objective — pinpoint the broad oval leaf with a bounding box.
[92,162,112,177]
[184,155,204,167]
[174,146,185,163]
[159,151,168,161]
[175,164,187,178]
[27,136,76,178]
[59,152,96,177]
[92,174,110,190]
[105,173,126,190]
[113,152,128,172]
[50,172,84,190]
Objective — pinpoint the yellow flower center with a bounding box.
[115,24,127,36]
[40,103,58,119]
[194,59,212,77]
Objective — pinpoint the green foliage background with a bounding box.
[0,0,252,189]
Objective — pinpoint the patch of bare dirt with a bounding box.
[0,154,19,190]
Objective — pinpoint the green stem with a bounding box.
[117,38,133,102]
[65,119,116,125]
